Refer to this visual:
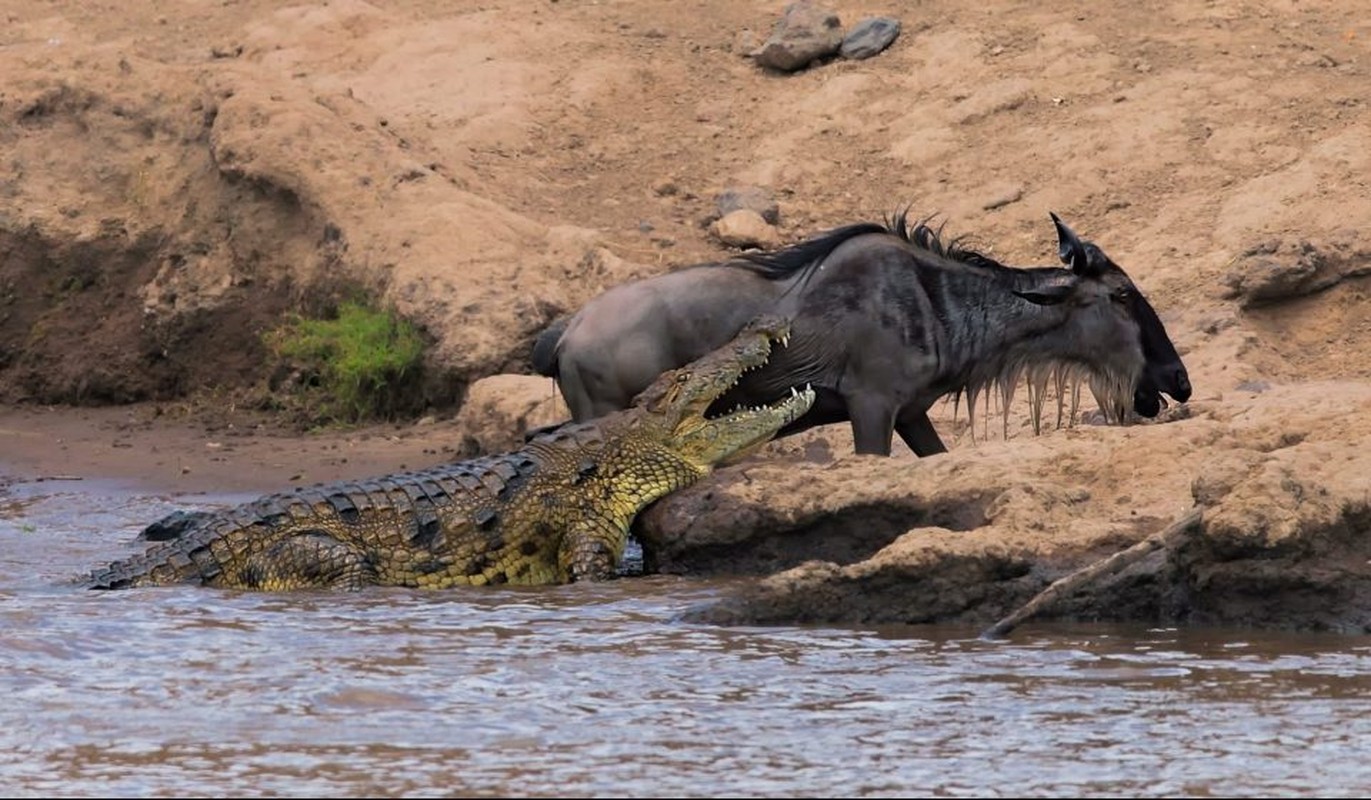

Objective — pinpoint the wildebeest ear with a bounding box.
[1050,212,1089,274]
[1014,284,1072,306]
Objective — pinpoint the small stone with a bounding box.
[840,17,901,60]
[981,184,1025,211]
[710,209,782,249]
[733,28,762,56]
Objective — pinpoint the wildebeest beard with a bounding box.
[950,355,1140,443]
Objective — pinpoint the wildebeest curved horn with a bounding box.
[1050,212,1088,275]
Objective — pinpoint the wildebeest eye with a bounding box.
[1112,289,1133,305]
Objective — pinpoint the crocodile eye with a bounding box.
[676,372,690,383]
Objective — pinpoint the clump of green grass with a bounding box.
[264,300,427,424]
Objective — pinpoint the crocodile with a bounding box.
[80,315,815,591]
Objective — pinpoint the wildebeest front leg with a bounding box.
[895,409,948,457]
[845,394,898,456]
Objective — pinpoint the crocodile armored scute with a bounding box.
[79,315,816,591]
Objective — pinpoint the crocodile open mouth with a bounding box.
[629,315,819,466]
[693,322,816,426]
[707,383,815,424]
[688,377,815,468]
[703,326,808,420]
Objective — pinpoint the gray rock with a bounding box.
[753,1,843,73]
[840,16,901,60]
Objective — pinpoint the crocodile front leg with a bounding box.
[558,518,629,582]
[216,532,379,591]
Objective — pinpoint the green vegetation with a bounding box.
[264,300,427,425]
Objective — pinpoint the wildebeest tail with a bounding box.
[530,318,569,377]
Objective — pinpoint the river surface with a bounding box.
[2,476,1370,798]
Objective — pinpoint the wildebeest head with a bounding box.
[1045,213,1191,418]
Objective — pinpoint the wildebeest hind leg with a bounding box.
[557,359,627,421]
[895,410,948,457]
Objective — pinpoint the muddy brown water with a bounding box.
[2,476,1370,798]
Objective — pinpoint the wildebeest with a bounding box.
[532,211,1191,456]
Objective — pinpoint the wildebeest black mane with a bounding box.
[731,222,888,278]
[731,209,1009,281]
[884,209,1010,271]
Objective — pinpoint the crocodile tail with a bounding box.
[81,492,328,589]
[80,498,283,586]
[81,514,239,589]
[80,454,550,590]
[530,318,568,378]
